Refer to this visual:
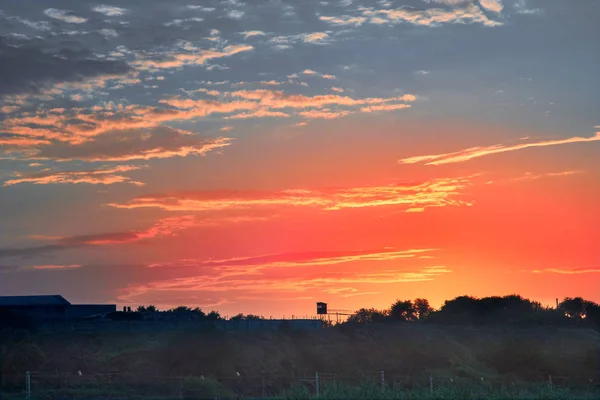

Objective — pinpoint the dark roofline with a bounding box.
[0,295,71,306]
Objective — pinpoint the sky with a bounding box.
[0,0,598,318]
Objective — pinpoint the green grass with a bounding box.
[1,324,598,399]
[281,381,600,400]
[1,379,599,400]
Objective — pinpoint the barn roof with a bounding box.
[0,295,71,306]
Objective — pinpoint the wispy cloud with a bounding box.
[227,10,245,19]
[149,248,438,271]
[91,5,128,16]
[107,176,475,213]
[25,126,231,162]
[298,109,352,119]
[514,0,541,15]
[186,5,215,12]
[22,264,82,271]
[1,215,270,258]
[480,0,503,13]
[294,69,336,80]
[120,250,449,301]
[2,165,145,187]
[241,30,266,39]
[321,3,502,28]
[268,32,332,48]
[319,15,367,26]
[0,216,199,258]
[132,44,253,71]
[0,137,52,148]
[43,8,88,24]
[497,170,584,184]
[2,86,413,153]
[399,132,600,166]
[530,266,600,275]
[360,103,411,112]
[227,90,415,110]
[163,17,204,27]
[225,109,290,119]
[361,4,502,27]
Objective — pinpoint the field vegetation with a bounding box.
[1,295,599,399]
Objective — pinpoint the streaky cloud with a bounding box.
[106,175,476,213]
[43,9,88,24]
[399,132,600,166]
[92,5,128,16]
[532,266,600,275]
[2,165,145,187]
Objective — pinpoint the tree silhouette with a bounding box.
[559,297,593,320]
[230,313,244,321]
[146,305,158,312]
[389,300,416,321]
[347,308,388,324]
[206,310,221,321]
[172,306,193,313]
[414,298,433,320]
[427,295,548,325]
[230,313,263,321]
[585,302,600,328]
[191,307,206,318]
[136,306,147,313]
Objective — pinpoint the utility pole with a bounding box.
[25,372,31,400]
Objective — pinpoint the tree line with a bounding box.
[134,305,262,322]
[2,295,599,331]
[131,295,600,329]
[343,295,600,328]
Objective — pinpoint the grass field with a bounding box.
[1,323,599,399]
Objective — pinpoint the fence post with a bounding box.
[179,377,183,400]
[262,377,266,398]
[429,375,433,395]
[548,374,553,391]
[380,370,385,392]
[25,372,31,400]
[315,372,319,397]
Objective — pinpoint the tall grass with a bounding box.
[1,324,598,398]
[282,380,600,400]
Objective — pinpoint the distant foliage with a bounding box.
[414,298,434,320]
[128,295,600,330]
[389,300,417,322]
[132,305,223,321]
[346,308,389,324]
[341,295,600,330]
[229,313,264,321]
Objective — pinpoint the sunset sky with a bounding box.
[1,0,598,317]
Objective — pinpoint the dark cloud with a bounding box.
[0,244,68,258]
[0,36,131,98]
[0,215,192,258]
[34,126,231,161]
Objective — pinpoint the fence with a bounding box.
[0,371,597,399]
[37,319,324,334]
